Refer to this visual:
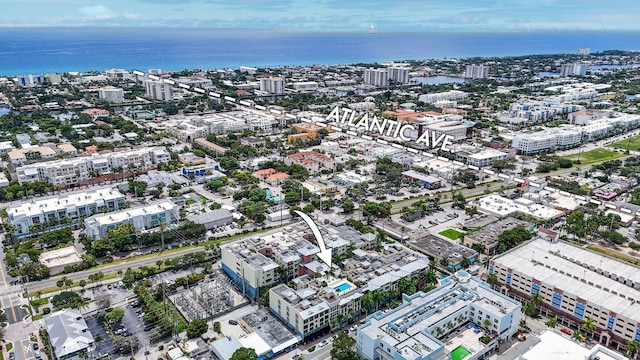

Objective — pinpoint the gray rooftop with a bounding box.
[44,309,94,359]
[493,238,640,320]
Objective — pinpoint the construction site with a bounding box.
[169,270,248,322]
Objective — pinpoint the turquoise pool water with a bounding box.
[334,283,351,292]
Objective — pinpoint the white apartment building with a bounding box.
[105,69,130,80]
[84,200,178,239]
[465,64,490,79]
[259,77,285,95]
[363,68,388,87]
[7,187,126,238]
[357,271,521,360]
[15,147,170,185]
[15,74,44,87]
[163,121,209,143]
[221,239,281,300]
[511,128,582,155]
[144,80,174,100]
[418,90,468,104]
[491,238,640,351]
[387,66,410,84]
[98,86,124,104]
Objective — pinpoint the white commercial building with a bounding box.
[292,81,319,92]
[39,245,83,275]
[357,271,521,360]
[475,194,564,221]
[98,86,124,104]
[491,238,640,352]
[105,69,130,79]
[45,309,94,360]
[84,200,178,239]
[7,187,126,238]
[511,128,582,155]
[15,147,170,185]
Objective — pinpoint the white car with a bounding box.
[318,340,329,348]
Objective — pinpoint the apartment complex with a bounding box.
[363,68,389,87]
[491,238,640,351]
[285,151,335,173]
[98,86,124,103]
[6,187,126,238]
[84,200,178,239]
[387,66,411,84]
[560,63,588,77]
[15,147,170,185]
[357,271,521,360]
[464,64,490,79]
[259,77,285,95]
[144,79,174,100]
[220,222,431,339]
[511,128,582,155]
[418,90,468,104]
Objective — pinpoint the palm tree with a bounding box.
[481,319,491,330]
[530,292,542,309]
[361,293,373,314]
[626,340,639,359]
[486,273,498,288]
[95,333,105,351]
[372,290,384,311]
[545,316,558,328]
[580,316,596,335]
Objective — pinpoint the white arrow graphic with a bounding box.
[294,210,332,268]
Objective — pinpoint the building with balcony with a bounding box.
[356,271,521,360]
[84,200,178,239]
[6,187,126,238]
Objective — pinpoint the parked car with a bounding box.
[228,319,238,325]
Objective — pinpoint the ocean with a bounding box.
[1,28,639,76]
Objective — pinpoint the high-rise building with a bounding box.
[387,66,410,84]
[577,48,591,56]
[144,80,173,100]
[15,74,44,87]
[464,64,490,79]
[259,77,285,95]
[363,68,388,87]
[98,86,124,103]
[560,63,588,77]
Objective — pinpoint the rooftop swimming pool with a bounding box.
[334,283,352,292]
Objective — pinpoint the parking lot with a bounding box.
[85,314,116,358]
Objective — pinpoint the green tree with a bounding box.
[341,199,355,214]
[330,333,357,360]
[580,316,596,335]
[545,316,558,328]
[626,340,640,359]
[213,321,221,333]
[230,347,257,360]
[186,319,208,339]
[487,273,498,287]
[105,308,125,324]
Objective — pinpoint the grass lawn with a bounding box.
[439,228,464,240]
[608,135,640,152]
[561,148,625,166]
[587,244,640,266]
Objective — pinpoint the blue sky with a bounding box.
[1,0,639,31]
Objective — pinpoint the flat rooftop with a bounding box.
[360,274,519,360]
[8,187,124,218]
[493,238,640,320]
